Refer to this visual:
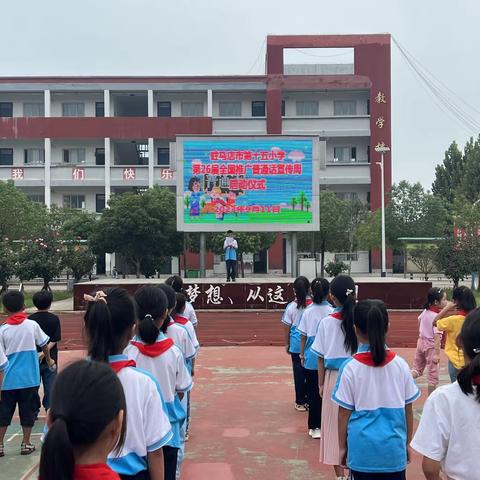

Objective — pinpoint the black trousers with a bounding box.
[305,368,322,429]
[350,470,406,479]
[226,259,237,280]
[163,446,178,480]
[120,470,150,480]
[290,353,307,405]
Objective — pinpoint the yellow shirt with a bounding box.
[436,314,465,370]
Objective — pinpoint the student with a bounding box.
[173,293,200,352]
[39,360,126,480]
[29,290,62,413]
[0,290,55,457]
[223,230,238,282]
[125,286,192,480]
[434,285,476,382]
[281,276,312,412]
[412,287,446,395]
[333,300,420,480]
[165,276,198,327]
[310,275,357,480]
[83,288,173,480]
[411,310,480,479]
[298,278,333,438]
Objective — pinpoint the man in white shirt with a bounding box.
[223,230,238,282]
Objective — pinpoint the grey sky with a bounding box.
[1,0,479,189]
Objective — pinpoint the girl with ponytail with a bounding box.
[165,276,198,328]
[333,300,420,480]
[125,286,192,480]
[310,275,357,480]
[297,278,333,438]
[39,360,126,480]
[412,310,480,479]
[281,276,312,412]
[83,288,173,480]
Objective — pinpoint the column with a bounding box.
[199,232,206,278]
[291,232,298,278]
[44,138,51,208]
[44,89,51,117]
[207,89,213,117]
[104,137,111,203]
[148,89,154,117]
[148,137,155,188]
[104,89,111,117]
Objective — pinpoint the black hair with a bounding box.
[1,290,24,313]
[165,276,184,293]
[293,276,310,309]
[354,300,389,366]
[39,360,126,480]
[134,286,169,345]
[423,287,444,310]
[452,286,476,313]
[174,293,187,316]
[157,284,177,333]
[227,230,233,234]
[311,278,330,305]
[330,275,358,355]
[458,310,480,403]
[33,290,53,310]
[83,288,136,362]
[188,176,201,192]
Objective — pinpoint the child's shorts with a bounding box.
[350,470,405,480]
[0,387,38,427]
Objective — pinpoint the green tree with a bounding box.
[460,136,480,202]
[432,141,465,204]
[184,195,191,210]
[304,199,311,212]
[62,245,97,282]
[325,260,348,277]
[297,191,308,211]
[409,245,438,281]
[290,197,297,210]
[91,187,182,277]
[0,240,16,293]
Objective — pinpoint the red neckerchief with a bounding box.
[331,311,343,320]
[354,350,396,367]
[457,310,468,317]
[6,312,28,325]
[174,315,189,326]
[472,374,480,385]
[109,360,136,374]
[130,339,174,358]
[73,463,121,480]
[428,306,441,314]
[295,298,313,308]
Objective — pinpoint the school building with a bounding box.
[0,34,391,276]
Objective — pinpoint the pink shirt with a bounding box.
[418,308,442,341]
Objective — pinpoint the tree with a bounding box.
[460,135,480,202]
[409,245,438,281]
[432,141,465,204]
[325,260,348,277]
[0,240,16,293]
[91,187,182,277]
[290,197,297,210]
[304,199,311,212]
[297,191,308,211]
[62,245,97,282]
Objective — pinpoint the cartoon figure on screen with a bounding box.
[209,186,227,221]
[187,176,202,217]
[226,189,243,217]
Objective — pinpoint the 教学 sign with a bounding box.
[176,136,320,232]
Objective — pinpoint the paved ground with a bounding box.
[6,346,447,480]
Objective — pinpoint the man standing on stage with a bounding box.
[224,230,238,282]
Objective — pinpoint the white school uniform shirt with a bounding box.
[0,343,8,373]
[281,299,313,354]
[297,301,334,370]
[332,344,420,473]
[124,334,193,449]
[173,314,200,351]
[184,301,198,327]
[166,318,197,361]
[411,381,480,479]
[310,308,351,370]
[0,318,49,390]
[107,355,173,476]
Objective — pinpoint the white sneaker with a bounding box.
[308,429,314,436]
[310,428,321,439]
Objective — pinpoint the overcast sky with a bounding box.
[1,0,479,188]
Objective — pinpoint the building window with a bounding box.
[336,252,359,262]
[96,194,105,213]
[251,101,265,117]
[157,147,170,166]
[0,148,13,165]
[219,101,241,117]
[63,148,86,164]
[296,101,319,116]
[62,102,85,117]
[27,194,45,204]
[281,100,286,116]
[23,103,44,117]
[0,102,13,117]
[367,145,370,163]
[136,143,149,165]
[336,192,358,202]
[334,100,357,116]
[95,148,105,166]
[366,99,370,115]
[181,102,203,117]
[333,147,357,163]
[24,149,45,165]
[63,195,86,210]
[95,102,105,117]
[157,101,171,117]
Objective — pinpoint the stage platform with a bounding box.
[74,276,432,311]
